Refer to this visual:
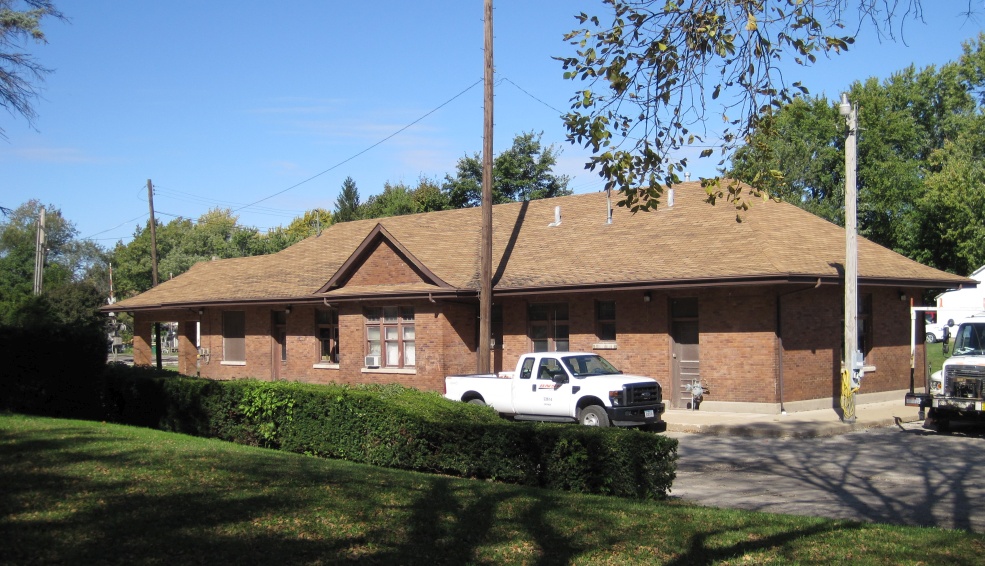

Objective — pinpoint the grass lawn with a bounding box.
[2,414,983,565]
[926,342,950,375]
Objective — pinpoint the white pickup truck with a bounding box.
[444,352,666,429]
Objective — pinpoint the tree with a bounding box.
[110,208,302,298]
[443,131,572,208]
[285,209,333,240]
[730,34,985,276]
[360,182,417,219]
[1,1,65,138]
[333,176,361,223]
[557,0,945,213]
[0,200,108,326]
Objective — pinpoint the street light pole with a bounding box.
[840,92,860,423]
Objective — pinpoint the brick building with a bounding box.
[107,183,973,413]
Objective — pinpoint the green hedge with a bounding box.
[1,325,107,419]
[100,366,677,498]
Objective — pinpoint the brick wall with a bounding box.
[345,240,425,286]
[134,283,927,410]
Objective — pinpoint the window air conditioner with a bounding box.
[364,355,381,368]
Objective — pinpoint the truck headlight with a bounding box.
[608,390,622,406]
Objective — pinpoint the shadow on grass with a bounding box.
[0,417,941,564]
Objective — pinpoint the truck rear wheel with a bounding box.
[579,405,610,427]
[467,398,485,406]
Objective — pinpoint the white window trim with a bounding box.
[312,363,340,370]
[220,361,246,366]
[361,367,416,375]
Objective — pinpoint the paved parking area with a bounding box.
[668,421,985,531]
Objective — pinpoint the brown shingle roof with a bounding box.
[110,182,973,310]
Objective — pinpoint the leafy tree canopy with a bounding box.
[443,131,572,208]
[0,199,107,326]
[730,33,985,276]
[557,0,947,213]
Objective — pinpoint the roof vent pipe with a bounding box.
[685,172,691,181]
[548,205,561,227]
[667,188,675,208]
[606,192,613,224]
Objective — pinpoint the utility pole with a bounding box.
[839,93,860,423]
[478,0,494,374]
[148,179,163,370]
[33,206,46,295]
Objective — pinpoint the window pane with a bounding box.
[554,339,569,352]
[403,326,415,340]
[385,326,398,340]
[400,307,415,321]
[368,341,381,356]
[367,327,380,341]
[528,304,549,321]
[554,303,569,321]
[222,311,246,362]
[530,325,548,339]
[597,301,615,320]
[317,309,338,324]
[403,341,415,366]
[383,307,399,322]
[532,339,548,352]
[599,322,616,341]
[366,307,381,322]
[385,341,399,366]
[555,324,569,341]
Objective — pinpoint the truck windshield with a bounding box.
[952,324,985,356]
[561,354,622,377]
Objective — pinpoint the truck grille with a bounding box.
[944,365,985,398]
[624,382,662,405]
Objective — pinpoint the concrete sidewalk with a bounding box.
[663,399,923,438]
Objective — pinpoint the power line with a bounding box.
[81,212,149,241]
[231,78,484,214]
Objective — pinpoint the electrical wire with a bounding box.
[230,78,484,214]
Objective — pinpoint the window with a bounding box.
[859,293,873,362]
[222,311,246,363]
[475,303,504,350]
[596,300,616,341]
[841,293,874,365]
[316,308,339,363]
[528,303,569,352]
[365,306,415,368]
[273,311,287,362]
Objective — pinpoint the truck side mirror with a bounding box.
[551,371,568,385]
[942,325,951,354]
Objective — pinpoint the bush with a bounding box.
[99,368,678,499]
[1,324,107,419]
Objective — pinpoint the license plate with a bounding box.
[644,409,654,418]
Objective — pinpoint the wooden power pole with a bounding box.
[148,179,163,369]
[478,0,494,374]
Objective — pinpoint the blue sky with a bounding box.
[2,1,983,246]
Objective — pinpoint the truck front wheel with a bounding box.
[579,405,610,427]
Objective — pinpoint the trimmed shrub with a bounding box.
[1,324,107,419]
[99,369,678,499]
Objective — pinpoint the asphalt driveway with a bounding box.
[667,421,985,532]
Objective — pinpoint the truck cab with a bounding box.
[908,321,985,431]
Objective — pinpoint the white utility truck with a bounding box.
[907,320,985,431]
[444,352,666,429]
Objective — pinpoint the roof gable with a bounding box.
[318,223,452,293]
